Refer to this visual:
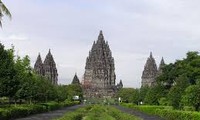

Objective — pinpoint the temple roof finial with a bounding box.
[97,30,105,42]
[161,57,164,61]
[100,30,103,35]
[160,57,165,66]
[150,52,153,58]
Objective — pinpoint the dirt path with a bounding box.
[114,105,163,120]
[15,104,84,120]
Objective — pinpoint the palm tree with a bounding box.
[0,0,11,27]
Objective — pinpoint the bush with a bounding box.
[121,103,200,120]
[40,101,63,111]
[0,101,80,119]
[155,109,200,120]
[0,104,48,120]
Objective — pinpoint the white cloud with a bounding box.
[8,34,28,41]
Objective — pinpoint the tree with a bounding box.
[182,85,200,111]
[0,0,11,27]
[15,74,36,103]
[66,84,83,100]
[14,55,35,103]
[139,86,149,103]
[156,51,200,88]
[0,44,18,101]
[33,76,57,102]
[56,85,68,102]
[144,84,166,105]
[116,88,139,104]
[168,75,190,109]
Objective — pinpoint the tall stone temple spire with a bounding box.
[141,52,158,87]
[83,30,116,98]
[34,50,58,85]
[158,57,165,75]
[34,53,44,75]
[43,49,58,85]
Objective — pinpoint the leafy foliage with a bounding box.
[116,88,139,104]
[0,101,79,120]
[144,84,166,105]
[182,84,200,111]
[0,0,12,27]
[142,51,200,111]
[121,103,200,120]
[0,43,83,104]
[167,75,190,109]
[0,44,17,100]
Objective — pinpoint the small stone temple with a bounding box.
[34,50,58,85]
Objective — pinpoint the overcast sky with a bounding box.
[1,0,200,88]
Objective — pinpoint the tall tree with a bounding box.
[144,84,166,105]
[0,44,18,101]
[167,75,190,109]
[182,84,200,111]
[0,0,11,27]
[116,88,139,103]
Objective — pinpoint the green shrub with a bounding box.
[121,103,200,120]
[155,109,200,120]
[0,101,80,119]
[40,101,63,111]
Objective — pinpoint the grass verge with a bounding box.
[57,105,141,120]
[121,103,200,120]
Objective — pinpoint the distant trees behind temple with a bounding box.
[117,51,200,111]
[0,42,82,104]
[138,51,200,111]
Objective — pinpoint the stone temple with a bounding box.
[141,52,165,87]
[34,50,58,85]
[82,31,122,98]
[71,73,80,85]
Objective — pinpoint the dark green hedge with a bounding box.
[121,103,200,120]
[155,109,200,120]
[0,101,80,120]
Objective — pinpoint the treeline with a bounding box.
[117,51,200,111]
[0,43,82,104]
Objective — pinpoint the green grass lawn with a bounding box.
[57,105,141,120]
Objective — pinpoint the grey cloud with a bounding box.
[1,0,200,88]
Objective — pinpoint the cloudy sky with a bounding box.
[1,0,200,88]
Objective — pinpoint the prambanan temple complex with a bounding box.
[33,30,167,98]
[141,52,165,87]
[34,50,58,85]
